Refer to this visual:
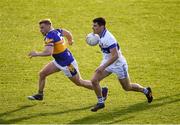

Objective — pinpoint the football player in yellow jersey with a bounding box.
[27,19,108,101]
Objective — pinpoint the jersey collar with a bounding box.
[100,28,107,38]
[45,28,55,36]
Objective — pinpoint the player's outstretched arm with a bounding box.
[28,44,54,58]
[62,29,74,45]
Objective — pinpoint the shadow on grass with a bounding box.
[0,105,36,117]
[69,93,180,124]
[0,104,92,124]
[0,104,36,124]
[0,93,179,124]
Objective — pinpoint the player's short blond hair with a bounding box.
[39,19,52,25]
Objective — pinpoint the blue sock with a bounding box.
[143,88,149,95]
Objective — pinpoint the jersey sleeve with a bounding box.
[44,32,54,46]
[106,36,117,49]
[56,28,63,36]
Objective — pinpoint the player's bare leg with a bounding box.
[91,70,111,112]
[28,62,60,100]
[68,73,93,90]
[118,76,144,92]
[118,76,153,103]
[38,62,60,92]
[69,70,110,97]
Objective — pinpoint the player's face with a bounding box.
[92,23,103,34]
[39,23,51,36]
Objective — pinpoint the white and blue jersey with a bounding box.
[99,29,128,79]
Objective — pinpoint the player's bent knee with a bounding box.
[122,85,132,91]
[74,80,82,86]
[74,82,81,86]
[39,71,47,79]
[91,79,99,86]
[71,77,82,86]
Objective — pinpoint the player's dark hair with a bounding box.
[93,17,106,26]
[39,19,52,25]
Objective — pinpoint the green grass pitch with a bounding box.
[0,0,179,124]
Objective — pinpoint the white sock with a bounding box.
[98,97,104,104]
[102,97,105,100]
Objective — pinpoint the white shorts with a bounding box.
[101,58,129,79]
[53,60,79,77]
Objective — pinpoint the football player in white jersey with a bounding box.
[90,17,153,112]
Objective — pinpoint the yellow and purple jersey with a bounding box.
[44,29,74,66]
